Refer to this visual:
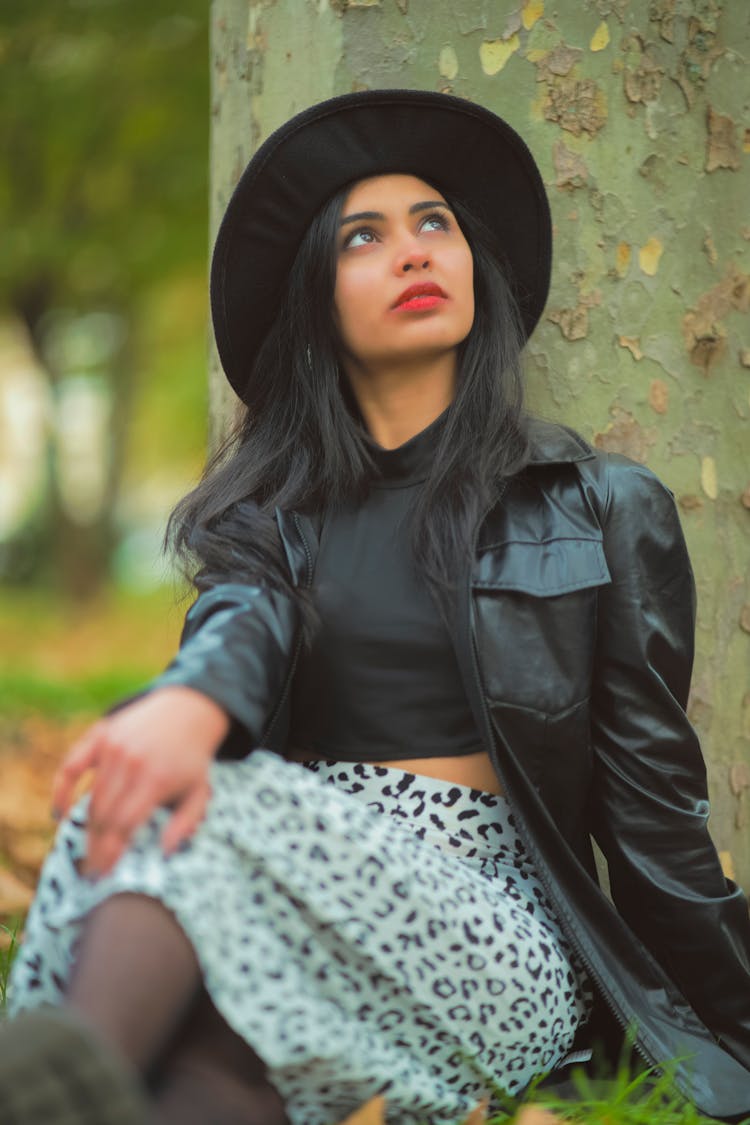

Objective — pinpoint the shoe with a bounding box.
[0,1007,152,1123]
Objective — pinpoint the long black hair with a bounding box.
[166,182,530,634]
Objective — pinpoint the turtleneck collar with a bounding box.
[364,405,450,488]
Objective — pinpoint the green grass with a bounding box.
[487,1060,749,1122]
[0,919,20,1017]
[0,583,185,720]
[0,669,151,720]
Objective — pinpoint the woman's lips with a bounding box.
[391,282,448,311]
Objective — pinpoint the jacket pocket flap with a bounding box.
[473,537,611,596]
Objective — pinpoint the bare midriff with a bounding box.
[286,748,504,796]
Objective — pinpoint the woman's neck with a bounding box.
[343,355,456,450]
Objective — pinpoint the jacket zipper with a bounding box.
[465,509,660,1076]
[467,627,659,1071]
[258,513,314,748]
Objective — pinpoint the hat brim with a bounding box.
[211,89,551,401]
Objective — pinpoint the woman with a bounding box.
[5,90,750,1125]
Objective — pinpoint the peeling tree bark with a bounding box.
[209,0,750,882]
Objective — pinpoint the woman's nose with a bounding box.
[395,239,431,274]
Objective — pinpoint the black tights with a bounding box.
[65,893,289,1125]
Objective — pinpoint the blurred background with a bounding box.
[1,1,211,914]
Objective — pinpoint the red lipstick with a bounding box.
[392,282,448,311]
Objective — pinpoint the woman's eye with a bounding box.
[343,228,377,249]
[420,212,451,233]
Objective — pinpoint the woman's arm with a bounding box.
[150,580,299,749]
[588,456,750,1061]
[52,579,299,876]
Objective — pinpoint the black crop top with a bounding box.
[288,409,483,761]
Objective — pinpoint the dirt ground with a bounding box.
[0,587,182,937]
[0,715,87,932]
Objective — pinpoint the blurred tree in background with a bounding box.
[0,0,210,597]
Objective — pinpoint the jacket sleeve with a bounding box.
[146,581,299,754]
[588,454,750,1063]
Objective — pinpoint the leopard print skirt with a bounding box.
[10,750,592,1124]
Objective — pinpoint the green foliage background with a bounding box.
[0,0,211,540]
[0,1,212,701]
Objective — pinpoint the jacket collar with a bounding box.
[525,419,596,466]
[281,419,596,581]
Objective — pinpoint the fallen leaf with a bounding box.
[0,868,34,914]
[338,1095,490,1124]
[516,1107,569,1124]
[338,1097,386,1125]
[463,1098,489,1124]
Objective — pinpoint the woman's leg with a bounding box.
[154,990,289,1125]
[65,892,202,1075]
[64,892,289,1124]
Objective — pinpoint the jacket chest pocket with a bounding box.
[471,537,611,716]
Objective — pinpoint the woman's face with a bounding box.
[333,174,474,375]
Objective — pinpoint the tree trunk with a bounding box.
[11,287,131,599]
[209,0,750,883]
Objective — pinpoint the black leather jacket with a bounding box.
[154,421,750,1119]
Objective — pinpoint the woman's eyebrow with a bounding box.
[340,210,383,226]
[409,200,450,214]
[339,201,450,226]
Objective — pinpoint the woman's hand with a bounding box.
[52,686,231,878]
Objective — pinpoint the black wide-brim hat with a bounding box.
[211,88,552,402]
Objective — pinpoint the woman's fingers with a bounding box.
[88,743,138,827]
[85,777,210,876]
[52,722,106,816]
[85,751,140,875]
[83,779,163,877]
[81,826,130,878]
[85,754,178,875]
[161,780,211,857]
[84,770,209,877]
